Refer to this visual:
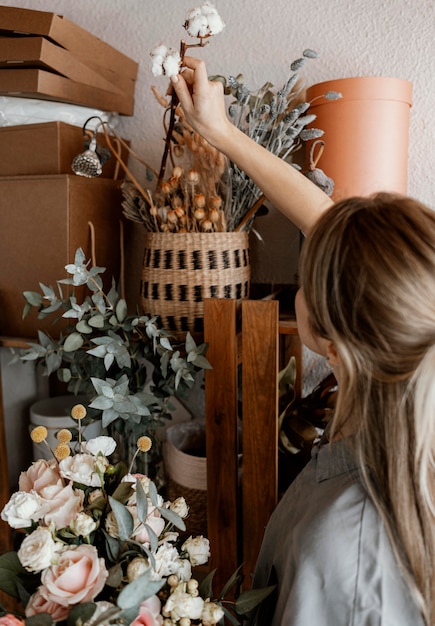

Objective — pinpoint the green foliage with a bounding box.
[13,248,211,435]
[210,49,342,229]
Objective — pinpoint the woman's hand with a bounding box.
[170,56,232,150]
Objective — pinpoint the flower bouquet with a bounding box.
[0,414,274,625]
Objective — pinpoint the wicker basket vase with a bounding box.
[163,421,208,538]
[141,231,250,336]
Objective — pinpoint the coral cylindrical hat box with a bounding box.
[306,76,413,201]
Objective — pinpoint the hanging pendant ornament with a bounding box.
[71,131,103,178]
[305,140,335,196]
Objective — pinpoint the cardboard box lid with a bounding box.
[0,68,135,115]
[0,36,132,97]
[0,6,138,81]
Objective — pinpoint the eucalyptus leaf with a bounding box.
[67,602,97,626]
[116,572,165,609]
[63,332,84,352]
[158,506,186,531]
[234,585,277,615]
[135,479,148,523]
[108,496,134,541]
[26,614,54,626]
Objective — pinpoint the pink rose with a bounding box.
[131,596,163,626]
[19,459,61,493]
[0,615,24,626]
[25,588,69,622]
[40,483,84,530]
[41,544,108,606]
[18,459,83,529]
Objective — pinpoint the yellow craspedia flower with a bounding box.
[71,404,87,420]
[57,429,73,443]
[137,436,152,452]
[30,426,48,443]
[54,443,71,461]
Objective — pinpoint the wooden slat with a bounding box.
[204,299,239,592]
[241,300,279,582]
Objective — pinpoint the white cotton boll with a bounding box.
[151,43,168,58]
[151,59,164,77]
[186,14,208,37]
[163,51,181,78]
[206,13,225,35]
[185,7,202,19]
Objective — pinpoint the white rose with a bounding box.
[159,531,179,545]
[176,558,192,582]
[169,497,189,519]
[182,536,211,566]
[59,454,101,487]
[202,601,225,625]
[163,588,204,620]
[18,526,60,572]
[1,491,42,528]
[70,512,97,537]
[154,543,181,578]
[126,556,149,582]
[82,436,116,457]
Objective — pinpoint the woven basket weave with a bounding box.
[141,232,250,335]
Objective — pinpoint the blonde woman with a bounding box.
[171,58,435,625]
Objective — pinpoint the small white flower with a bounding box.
[163,587,204,620]
[1,491,42,529]
[201,600,225,625]
[82,436,116,457]
[170,496,189,519]
[176,558,192,582]
[182,535,211,566]
[59,454,102,487]
[70,512,98,538]
[127,556,150,582]
[17,526,60,572]
[154,542,182,578]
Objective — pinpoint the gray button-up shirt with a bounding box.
[249,438,424,625]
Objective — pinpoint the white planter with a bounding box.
[30,395,102,461]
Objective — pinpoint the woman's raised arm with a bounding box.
[171,56,333,234]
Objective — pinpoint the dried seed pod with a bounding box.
[210,195,223,210]
[187,169,200,184]
[172,165,183,179]
[209,207,221,223]
[194,193,206,208]
[173,144,184,158]
[201,219,213,232]
[174,205,185,218]
[194,207,206,221]
[160,181,172,195]
[167,209,179,224]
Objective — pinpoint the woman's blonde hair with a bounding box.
[300,192,435,625]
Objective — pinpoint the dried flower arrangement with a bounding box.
[72,2,341,235]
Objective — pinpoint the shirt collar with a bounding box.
[312,437,359,482]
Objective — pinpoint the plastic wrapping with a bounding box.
[0,95,119,129]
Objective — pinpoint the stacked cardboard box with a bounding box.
[0,7,134,338]
[0,6,138,115]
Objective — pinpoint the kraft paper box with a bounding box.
[0,68,134,115]
[0,6,138,81]
[0,36,131,97]
[0,175,123,339]
[0,121,130,178]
